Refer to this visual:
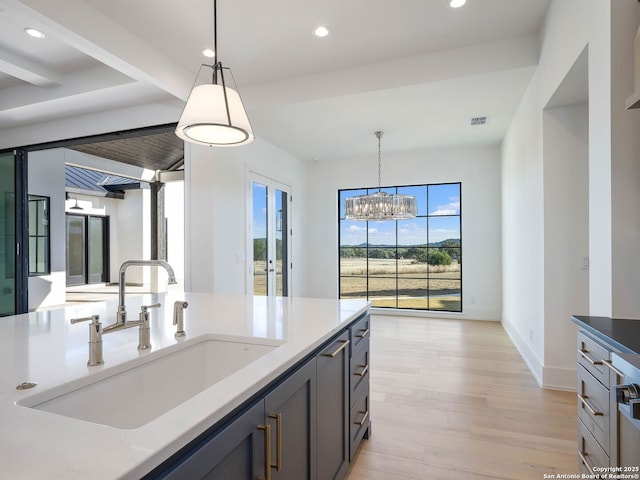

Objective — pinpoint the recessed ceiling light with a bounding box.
[24,27,46,39]
[202,48,215,58]
[314,26,330,38]
[450,0,467,8]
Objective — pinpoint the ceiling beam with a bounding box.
[0,45,62,86]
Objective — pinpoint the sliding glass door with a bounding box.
[0,153,16,315]
[249,174,291,297]
[66,214,109,286]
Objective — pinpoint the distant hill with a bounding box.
[352,238,460,248]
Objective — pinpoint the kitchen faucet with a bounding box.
[112,260,177,331]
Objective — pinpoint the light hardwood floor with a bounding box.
[346,315,577,480]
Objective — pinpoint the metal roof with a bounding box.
[65,165,141,197]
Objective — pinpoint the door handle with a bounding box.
[258,423,272,480]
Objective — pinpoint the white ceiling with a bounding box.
[0,0,552,162]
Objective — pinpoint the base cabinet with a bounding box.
[158,401,267,480]
[265,358,317,479]
[145,312,370,480]
[316,331,350,480]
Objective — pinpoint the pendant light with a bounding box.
[175,0,254,147]
[344,131,417,221]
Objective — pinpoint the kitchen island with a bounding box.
[0,292,369,479]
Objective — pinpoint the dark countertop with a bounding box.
[572,315,640,354]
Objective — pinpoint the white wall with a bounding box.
[542,103,589,389]
[611,1,640,318]
[28,149,66,309]
[501,0,611,389]
[305,145,502,321]
[184,138,307,296]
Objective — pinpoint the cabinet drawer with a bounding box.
[577,365,610,453]
[349,390,370,460]
[578,419,609,475]
[577,331,611,387]
[350,337,370,406]
[350,314,370,352]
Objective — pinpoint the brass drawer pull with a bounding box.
[268,413,282,472]
[323,340,350,358]
[258,423,272,480]
[356,328,370,339]
[577,450,596,476]
[578,394,604,416]
[602,359,624,378]
[355,364,369,377]
[354,410,369,426]
[578,349,603,366]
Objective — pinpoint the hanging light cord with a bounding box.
[376,130,383,192]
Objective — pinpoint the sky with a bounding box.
[339,183,461,246]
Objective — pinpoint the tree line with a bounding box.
[340,239,460,266]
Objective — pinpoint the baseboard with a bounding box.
[542,366,577,392]
[501,319,544,388]
[371,307,500,321]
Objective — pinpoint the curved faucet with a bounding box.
[113,260,177,328]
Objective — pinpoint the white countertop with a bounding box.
[0,292,369,479]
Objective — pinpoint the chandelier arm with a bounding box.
[218,65,233,126]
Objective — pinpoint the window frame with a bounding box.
[28,194,51,277]
[338,182,462,312]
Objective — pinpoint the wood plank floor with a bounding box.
[346,315,578,480]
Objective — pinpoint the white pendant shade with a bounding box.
[176,83,254,146]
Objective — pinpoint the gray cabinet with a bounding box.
[316,331,350,480]
[265,358,317,480]
[577,330,614,473]
[145,312,371,480]
[349,313,371,459]
[158,400,267,480]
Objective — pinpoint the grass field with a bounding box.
[340,258,461,310]
[253,258,462,310]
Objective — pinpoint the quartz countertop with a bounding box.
[0,292,369,479]
[571,315,640,353]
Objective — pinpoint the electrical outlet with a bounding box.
[529,330,533,342]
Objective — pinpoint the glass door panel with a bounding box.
[88,216,106,284]
[275,189,288,296]
[252,182,268,296]
[66,215,86,286]
[249,176,290,297]
[0,153,15,316]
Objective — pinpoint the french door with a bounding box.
[248,173,291,296]
[66,214,109,286]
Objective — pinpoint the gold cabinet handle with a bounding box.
[323,339,350,358]
[258,423,272,480]
[268,413,282,472]
[602,359,624,378]
[354,410,369,426]
[356,328,370,339]
[577,450,596,476]
[578,394,604,416]
[578,349,603,366]
[355,364,369,377]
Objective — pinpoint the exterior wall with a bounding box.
[501,0,611,388]
[28,150,67,309]
[305,145,502,321]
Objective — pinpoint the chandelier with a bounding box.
[175,0,254,147]
[344,131,417,221]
